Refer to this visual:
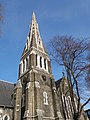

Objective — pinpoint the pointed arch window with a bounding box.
[36,54,37,66]
[19,64,21,76]
[44,59,46,69]
[43,92,48,105]
[29,55,31,69]
[40,56,42,68]
[4,116,8,120]
[62,94,68,119]
[23,60,25,72]
[22,94,25,107]
[3,115,9,120]
[39,41,41,45]
[68,96,73,114]
[74,98,77,110]
[26,58,28,70]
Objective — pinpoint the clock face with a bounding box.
[42,75,46,81]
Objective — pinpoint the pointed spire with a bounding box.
[31,11,37,25]
[21,12,48,57]
[32,12,36,20]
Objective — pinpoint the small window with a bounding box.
[36,54,37,66]
[26,58,28,70]
[22,94,25,107]
[33,27,35,29]
[44,59,46,69]
[39,41,40,45]
[23,60,25,72]
[19,64,21,76]
[40,57,42,68]
[29,55,31,69]
[43,92,48,105]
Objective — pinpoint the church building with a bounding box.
[13,12,63,120]
[0,13,87,120]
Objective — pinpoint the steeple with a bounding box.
[22,12,47,57]
[14,13,62,120]
[19,12,51,78]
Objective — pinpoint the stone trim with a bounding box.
[43,117,56,119]
[35,81,40,88]
[24,110,38,118]
[36,109,43,116]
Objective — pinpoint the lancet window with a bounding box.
[26,58,28,70]
[44,59,46,69]
[36,54,37,66]
[40,56,42,68]
[43,92,48,105]
[23,60,25,72]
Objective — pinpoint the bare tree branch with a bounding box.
[48,35,89,120]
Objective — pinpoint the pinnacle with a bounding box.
[32,11,35,18]
[32,11,37,23]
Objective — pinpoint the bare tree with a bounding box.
[86,42,90,89]
[48,35,90,120]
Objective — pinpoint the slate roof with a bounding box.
[0,80,14,107]
[55,78,62,89]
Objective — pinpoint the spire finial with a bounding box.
[32,11,36,23]
[32,11,35,17]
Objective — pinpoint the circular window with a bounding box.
[42,75,46,81]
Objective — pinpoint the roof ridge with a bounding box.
[0,79,14,84]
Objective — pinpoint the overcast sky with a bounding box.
[0,0,90,109]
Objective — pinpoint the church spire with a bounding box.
[19,12,51,77]
[30,11,37,30]
[22,12,47,57]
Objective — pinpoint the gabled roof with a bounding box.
[55,78,62,89]
[0,80,14,107]
[55,77,69,89]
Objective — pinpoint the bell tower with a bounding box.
[14,12,62,120]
